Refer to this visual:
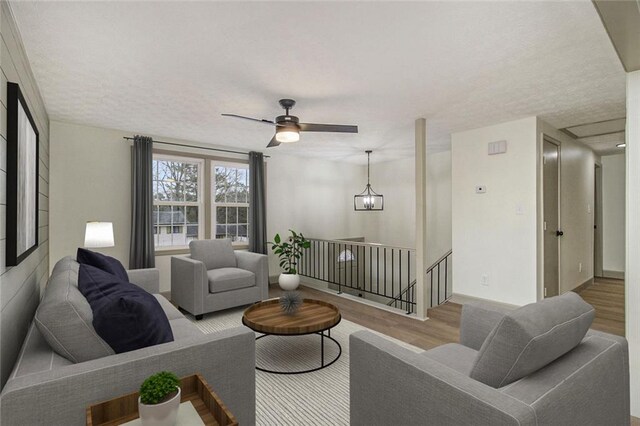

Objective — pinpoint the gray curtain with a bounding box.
[129,135,155,268]
[249,151,267,254]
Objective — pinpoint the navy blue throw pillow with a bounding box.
[77,248,129,282]
[78,264,173,353]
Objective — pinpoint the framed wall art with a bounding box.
[6,82,39,267]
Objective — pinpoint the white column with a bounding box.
[415,118,428,319]
[626,70,640,417]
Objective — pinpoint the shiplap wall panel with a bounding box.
[0,1,49,388]
[0,134,6,170]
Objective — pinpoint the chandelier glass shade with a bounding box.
[354,150,384,211]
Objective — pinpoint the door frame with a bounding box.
[542,136,562,298]
[594,162,604,278]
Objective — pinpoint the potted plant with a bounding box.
[270,229,311,291]
[138,371,181,426]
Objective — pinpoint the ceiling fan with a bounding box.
[222,99,358,148]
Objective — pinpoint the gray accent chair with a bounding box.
[0,257,256,426]
[171,239,269,320]
[350,292,630,426]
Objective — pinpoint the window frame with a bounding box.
[152,153,205,251]
[211,160,250,248]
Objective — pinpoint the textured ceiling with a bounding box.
[578,131,626,156]
[10,1,626,164]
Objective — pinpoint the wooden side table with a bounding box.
[86,374,237,426]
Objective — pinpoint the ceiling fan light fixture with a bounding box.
[275,125,300,143]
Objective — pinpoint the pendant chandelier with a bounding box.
[354,150,384,211]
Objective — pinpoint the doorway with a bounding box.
[543,138,561,298]
[594,163,603,278]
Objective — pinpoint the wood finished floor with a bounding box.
[269,276,626,350]
[168,277,635,422]
[575,277,625,337]
[270,278,638,425]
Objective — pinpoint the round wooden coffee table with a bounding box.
[242,298,342,374]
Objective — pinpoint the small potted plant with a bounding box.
[138,371,181,426]
[270,229,311,291]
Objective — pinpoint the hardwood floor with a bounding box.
[165,280,633,421]
[270,276,626,350]
[575,277,625,336]
[271,280,638,424]
[269,284,461,351]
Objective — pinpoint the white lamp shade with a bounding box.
[275,126,300,143]
[84,222,115,248]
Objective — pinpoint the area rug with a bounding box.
[189,305,421,426]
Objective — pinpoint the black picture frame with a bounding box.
[6,82,39,267]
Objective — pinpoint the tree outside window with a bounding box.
[152,156,203,248]
[213,164,250,245]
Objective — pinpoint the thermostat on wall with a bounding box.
[488,140,507,155]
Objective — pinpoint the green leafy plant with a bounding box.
[269,230,311,274]
[139,371,180,405]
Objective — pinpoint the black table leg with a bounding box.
[321,331,325,367]
[253,328,342,375]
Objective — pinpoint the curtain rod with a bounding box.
[122,137,270,158]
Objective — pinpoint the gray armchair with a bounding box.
[350,292,630,426]
[171,239,268,319]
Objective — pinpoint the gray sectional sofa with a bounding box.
[0,256,256,426]
[350,292,630,426]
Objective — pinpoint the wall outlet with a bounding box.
[480,274,489,286]
[578,262,583,273]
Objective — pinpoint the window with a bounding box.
[152,155,203,249]
[212,163,250,245]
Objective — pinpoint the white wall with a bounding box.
[452,117,539,306]
[49,121,249,291]
[49,121,373,290]
[625,69,640,417]
[265,153,366,275]
[601,154,625,274]
[361,157,415,248]
[426,151,452,265]
[538,120,598,294]
[49,119,453,293]
[451,116,598,307]
[50,121,132,266]
[0,3,50,388]
[362,152,452,266]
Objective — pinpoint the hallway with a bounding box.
[576,277,625,336]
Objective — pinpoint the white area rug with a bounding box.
[189,305,421,426]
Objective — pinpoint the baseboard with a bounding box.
[449,293,519,310]
[602,270,625,280]
[572,277,594,293]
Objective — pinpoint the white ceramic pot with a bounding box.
[278,273,300,291]
[138,387,181,426]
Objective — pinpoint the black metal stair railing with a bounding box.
[299,238,417,314]
[386,249,453,312]
[426,249,453,308]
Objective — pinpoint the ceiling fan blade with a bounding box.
[299,123,358,133]
[221,113,281,126]
[266,135,280,148]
